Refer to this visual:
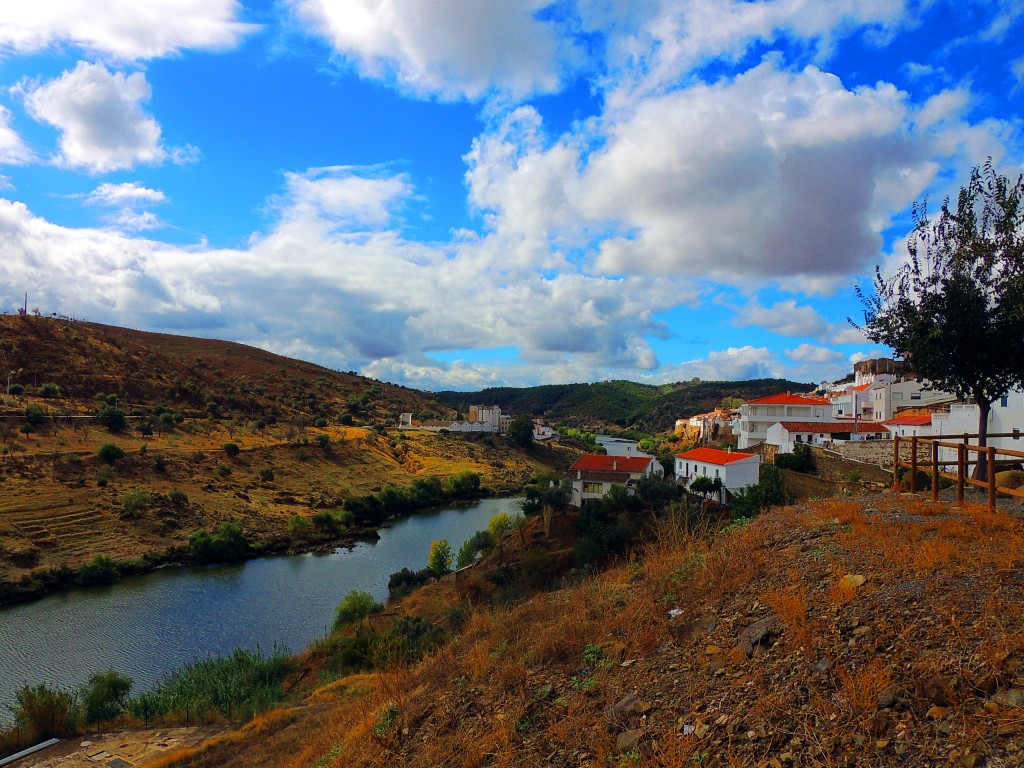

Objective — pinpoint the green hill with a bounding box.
[432,378,815,433]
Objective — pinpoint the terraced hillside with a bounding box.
[0,315,575,604]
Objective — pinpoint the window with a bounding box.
[795,434,803,443]
[714,468,720,478]
[1001,395,1009,408]
[582,482,603,494]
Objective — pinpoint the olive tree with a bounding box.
[857,161,1024,479]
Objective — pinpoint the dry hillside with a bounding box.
[0,315,574,603]
[152,493,1024,768]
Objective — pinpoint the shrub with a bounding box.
[775,443,815,473]
[218,465,232,477]
[78,555,120,586]
[223,442,241,457]
[37,382,60,397]
[332,590,383,631]
[24,404,45,427]
[169,488,189,505]
[488,512,514,541]
[387,567,431,599]
[288,514,310,536]
[12,683,79,739]
[316,433,331,451]
[97,443,125,463]
[122,489,153,515]
[427,538,453,576]
[96,405,127,432]
[259,468,275,482]
[153,455,167,473]
[314,418,328,428]
[82,669,132,724]
[189,522,248,563]
[8,383,23,395]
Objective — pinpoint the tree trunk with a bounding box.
[974,397,992,481]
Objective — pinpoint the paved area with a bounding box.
[14,727,225,768]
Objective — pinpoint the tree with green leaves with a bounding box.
[857,161,1024,479]
[689,474,723,501]
[506,414,534,449]
[427,538,453,576]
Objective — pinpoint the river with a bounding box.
[0,496,522,722]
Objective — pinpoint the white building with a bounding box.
[831,381,881,420]
[737,394,831,449]
[567,454,663,507]
[869,380,956,422]
[674,447,760,502]
[766,420,889,453]
[884,413,935,439]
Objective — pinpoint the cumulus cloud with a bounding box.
[651,345,784,383]
[733,298,831,338]
[84,182,167,232]
[785,343,845,364]
[0,166,689,388]
[287,0,575,100]
[0,105,32,165]
[22,62,172,174]
[0,0,256,60]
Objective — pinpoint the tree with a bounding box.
[82,669,132,724]
[506,414,534,449]
[332,590,383,631]
[427,538,453,576]
[689,475,723,500]
[857,161,1024,478]
[96,405,126,432]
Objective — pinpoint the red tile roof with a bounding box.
[569,455,656,474]
[776,421,888,434]
[675,447,759,465]
[851,383,873,391]
[885,414,932,427]
[747,394,830,406]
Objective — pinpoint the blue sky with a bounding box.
[0,0,1021,391]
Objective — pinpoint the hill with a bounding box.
[118,493,1024,768]
[0,315,575,603]
[433,378,816,432]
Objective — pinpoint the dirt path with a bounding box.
[13,727,226,768]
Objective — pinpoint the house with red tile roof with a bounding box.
[566,454,663,507]
[737,393,832,449]
[765,420,889,453]
[674,447,760,502]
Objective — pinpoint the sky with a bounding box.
[0,0,1021,392]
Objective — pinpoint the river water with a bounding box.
[0,496,521,721]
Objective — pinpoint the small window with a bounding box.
[715,468,720,478]
[795,434,803,443]
[1001,395,1009,407]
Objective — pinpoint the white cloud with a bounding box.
[1013,58,1024,87]
[733,298,831,338]
[86,182,166,207]
[0,0,256,60]
[0,105,32,165]
[651,345,784,383]
[287,0,575,100]
[785,343,845,364]
[22,62,171,174]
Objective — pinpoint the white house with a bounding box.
[927,388,1024,467]
[737,394,832,449]
[674,447,760,502]
[869,380,956,422]
[567,454,663,507]
[831,381,880,420]
[766,420,889,453]
[884,413,935,439]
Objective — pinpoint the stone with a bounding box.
[993,689,1024,707]
[705,645,723,655]
[840,574,866,589]
[737,614,781,658]
[960,753,984,768]
[811,659,831,675]
[605,695,638,725]
[876,739,890,749]
[673,614,718,643]
[877,685,900,709]
[616,730,642,753]
[926,705,949,719]
[919,675,953,706]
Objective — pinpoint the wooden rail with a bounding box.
[893,433,1024,511]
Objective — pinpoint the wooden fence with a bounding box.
[893,432,1024,511]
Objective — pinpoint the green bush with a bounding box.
[288,514,310,536]
[8,383,24,395]
[311,511,338,532]
[427,538,453,576]
[259,468,275,482]
[169,488,188,505]
[122,489,153,515]
[314,418,328,428]
[82,669,132,724]
[774,444,815,473]
[37,382,61,397]
[332,590,383,631]
[78,554,120,586]
[189,522,249,563]
[97,443,125,463]
[24,404,45,427]
[12,683,79,739]
[223,442,241,457]
[96,405,126,432]
[218,465,233,477]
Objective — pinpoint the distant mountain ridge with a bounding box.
[432,378,816,433]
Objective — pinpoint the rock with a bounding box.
[811,659,831,675]
[869,711,892,736]
[877,685,900,709]
[840,574,866,589]
[705,645,722,656]
[852,626,870,636]
[926,705,949,719]
[876,739,890,749]
[919,675,953,706]
[960,753,984,768]
[737,614,781,658]
[996,470,1024,491]
[993,689,1024,707]
[673,614,718,643]
[605,695,638,725]
[708,658,725,673]
[616,730,642,752]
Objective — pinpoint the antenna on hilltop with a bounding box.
[18,293,27,316]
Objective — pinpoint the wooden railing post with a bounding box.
[988,446,997,512]
[931,441,939,501]
[910,436,918,493]
[892,436,900,492]
[957,443,965,504]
